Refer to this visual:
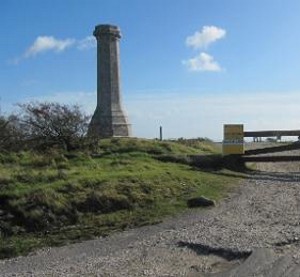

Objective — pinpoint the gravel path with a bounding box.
[2,149,300,276]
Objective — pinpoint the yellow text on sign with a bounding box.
[223,124,244,155]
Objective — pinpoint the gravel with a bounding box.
[1,149,300,276]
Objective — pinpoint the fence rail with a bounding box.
[244,130,300,137]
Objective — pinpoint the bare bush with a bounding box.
[0,114,23,151]
[17,102,90,151]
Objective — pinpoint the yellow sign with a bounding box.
[223,124,244,155]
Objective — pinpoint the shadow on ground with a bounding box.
[177,241,251,261]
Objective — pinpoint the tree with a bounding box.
[0,115,10,150]
[0,114,23,151]
[17,102,90,151]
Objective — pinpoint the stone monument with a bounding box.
[88,24,132,138]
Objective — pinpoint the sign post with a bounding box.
[223,124,244,155]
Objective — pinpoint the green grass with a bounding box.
[0,138,243,259]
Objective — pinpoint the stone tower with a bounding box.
[88,24,132,138]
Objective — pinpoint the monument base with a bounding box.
[88,107,132,138]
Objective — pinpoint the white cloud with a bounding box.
[11,35,95,64]
[125,91,300,140]
[77,36,96,50]
[24,36,75,58]
[182,52,222,72]
[183,26,225,73]
[186,26,226,49]
[8,57,22,65]
[6,90,300,141]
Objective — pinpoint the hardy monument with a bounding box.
[88,24,132,138]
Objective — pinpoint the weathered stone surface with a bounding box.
[187,196,216,208]
[88,24,131,138]
[205,248,300,277]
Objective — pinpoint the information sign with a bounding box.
[223,124,244,155]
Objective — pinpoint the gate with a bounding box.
[223,125,300,162]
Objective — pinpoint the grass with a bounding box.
[0,138,244,259]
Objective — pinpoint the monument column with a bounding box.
[88,24,132,138]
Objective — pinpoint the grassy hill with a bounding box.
[0,138,242,258]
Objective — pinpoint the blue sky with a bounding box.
[1,0,300,140]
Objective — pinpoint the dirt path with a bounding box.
[1,150,300,276]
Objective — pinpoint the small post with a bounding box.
[159,126,163,141]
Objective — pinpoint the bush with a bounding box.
[0,115,23,152]
[16,102,90,151]
[80,191,132,213]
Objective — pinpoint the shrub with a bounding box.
[80,191,132,213]
[0,115,24,152]
[16,102,90,151]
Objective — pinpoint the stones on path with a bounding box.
[187,196,216,208]
[202,248,300,277]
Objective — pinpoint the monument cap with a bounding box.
[93,24,121,38]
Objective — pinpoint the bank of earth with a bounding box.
[0,138,243,258]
